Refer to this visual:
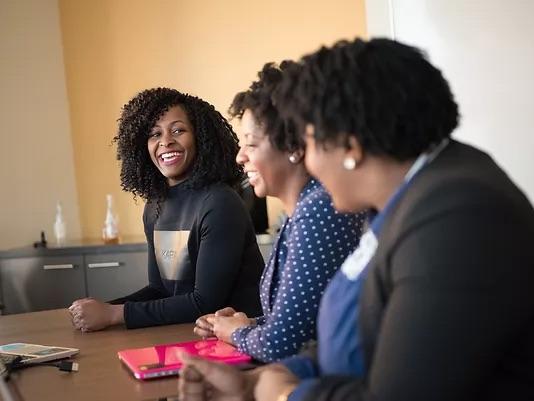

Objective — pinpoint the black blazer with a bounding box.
[304,141,534,401]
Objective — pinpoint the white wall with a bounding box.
[0,0,81,250]
[366,0,534,203]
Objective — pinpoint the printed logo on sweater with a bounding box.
[154,230,190,280]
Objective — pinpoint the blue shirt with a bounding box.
[231,179,365,362]
[283,141,450,401]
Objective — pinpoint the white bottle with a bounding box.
[53,201,66,246]
[102,194,119,244]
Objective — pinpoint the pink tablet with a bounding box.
[118,338,251,379]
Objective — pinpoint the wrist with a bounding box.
[109,304,125,325]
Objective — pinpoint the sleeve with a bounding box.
[300,200,534,401]
[230,190,361,362]
[123,189,254,328]
[280,355,319,380]
[111,204,169,307]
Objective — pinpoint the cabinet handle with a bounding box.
[87,262,121,269]
[43,264,75,270]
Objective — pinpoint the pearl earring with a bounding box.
[288,154,298,164]
[343,157,357,170]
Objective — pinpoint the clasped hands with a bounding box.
[189,307,299,401]
[68,298,124,332]
[194,307,255,343]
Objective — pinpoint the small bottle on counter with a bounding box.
[53,201,66,246]
[102,194,119,244]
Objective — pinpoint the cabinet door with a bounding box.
[0,255,85,314]
[85,251,148,301]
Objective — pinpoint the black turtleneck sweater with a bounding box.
[111,182,264,329]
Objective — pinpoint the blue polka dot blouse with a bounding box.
[231,179,365,362]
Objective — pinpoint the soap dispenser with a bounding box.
[53,201,66,246]
[102,194,119,244]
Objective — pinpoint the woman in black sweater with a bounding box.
[69,88,263,331]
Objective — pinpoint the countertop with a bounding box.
[0,234,273,259]
[0,236,147,259]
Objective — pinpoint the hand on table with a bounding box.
[194,307,240,338]
[178,351,254,401]
[68,298,124,332]
[206,311,254,344]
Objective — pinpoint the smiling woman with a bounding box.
[67,88,264,332]
[147,105,197,186]
[193,64,365,363]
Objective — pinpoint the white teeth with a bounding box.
[161,152,180,160]
[247,172,258,179]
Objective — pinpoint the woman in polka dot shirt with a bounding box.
[193,62,366,362]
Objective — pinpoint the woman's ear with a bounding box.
[288,149,305,164]
[343,136,364,170]
[305,124,315,137]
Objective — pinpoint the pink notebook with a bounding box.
[117,338,252,379]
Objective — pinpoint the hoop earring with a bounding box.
[343,157,357,170]
[288,154,298,164]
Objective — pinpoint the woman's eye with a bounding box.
[149,131,160,138]
[245,143,257,148]
[172,128,184,135]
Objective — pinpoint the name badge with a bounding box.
[341,230,378,281]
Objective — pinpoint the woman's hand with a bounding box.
[207,312,254,344]
[179,364,206,401]
[194,307,238,338]
[255,364,299,401]
[68,298,124,332]
[178,351,255,401]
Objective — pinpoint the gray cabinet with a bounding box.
[0,241,148,315]
[85,251,147,301]
[0,236,270,315]
[0,255,85,314]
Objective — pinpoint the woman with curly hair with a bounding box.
[193,63,365,362]
[69,88,264,331]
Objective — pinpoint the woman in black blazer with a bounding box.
[178,38,534,401]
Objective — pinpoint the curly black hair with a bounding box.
[114,88,243,202]
[229,61,303,153]
[274,38,460,161]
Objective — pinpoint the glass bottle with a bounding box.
[102,194,119,244]
[53,201,66,246]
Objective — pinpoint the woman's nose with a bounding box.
[159,131,176,147]
[236,145,248,165]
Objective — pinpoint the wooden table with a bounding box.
[0,309,197,401]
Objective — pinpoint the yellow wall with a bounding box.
[59,0,367,239]
[0,0,81,250]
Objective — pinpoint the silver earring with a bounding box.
[343,157,357,170]
[288,154,298,164]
